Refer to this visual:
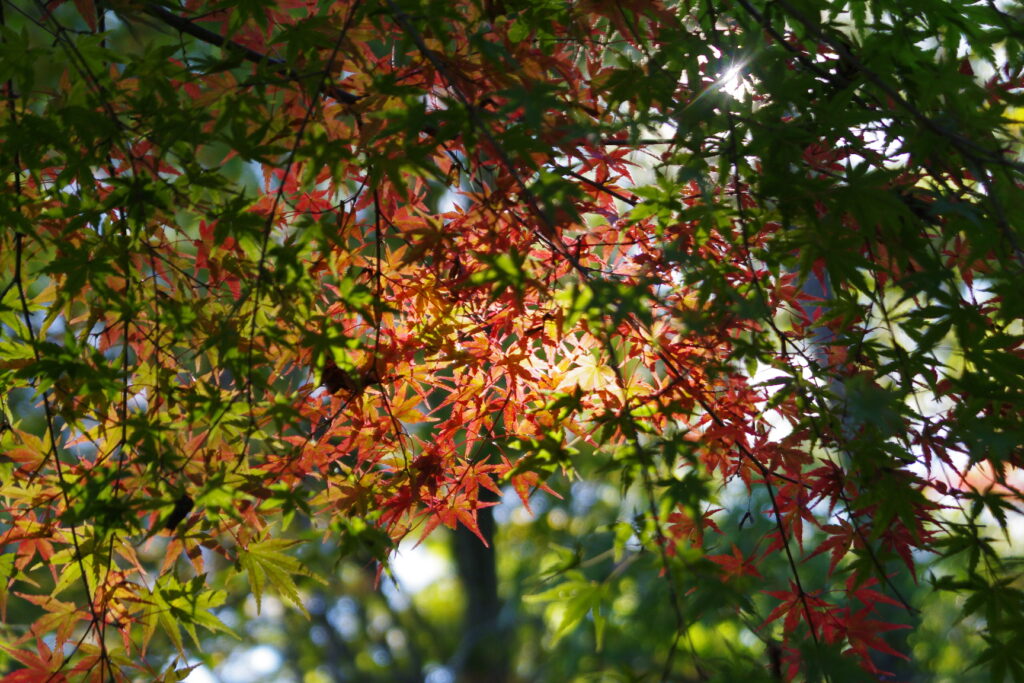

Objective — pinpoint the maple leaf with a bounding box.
[15,593,88,646]
[707,544,763,582]
[806,519,857,576]
[523,571,609,649]
[508,468,562,514]
[142,575,236,656]
[846,576,905,610]
[0,638,65,682]
[2,0,1021,677]
[838,606,911,667]
[234,537,325,617]
[666,506,722,549]
[762,581,831,637]
[560,355,617,392]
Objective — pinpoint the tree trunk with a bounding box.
[451,488,509,682]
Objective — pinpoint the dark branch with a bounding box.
[142,3,361,104]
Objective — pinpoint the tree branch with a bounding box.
[142,3,361,104]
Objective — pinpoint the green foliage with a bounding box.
[234,537,323,617]
[0,0,1022,680]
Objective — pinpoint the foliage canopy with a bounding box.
[1,0,1023,679]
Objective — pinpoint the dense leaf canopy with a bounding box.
[1,0,1023,680]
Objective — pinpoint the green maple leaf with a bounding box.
[143,575,236,656]
[235,537,324,617]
